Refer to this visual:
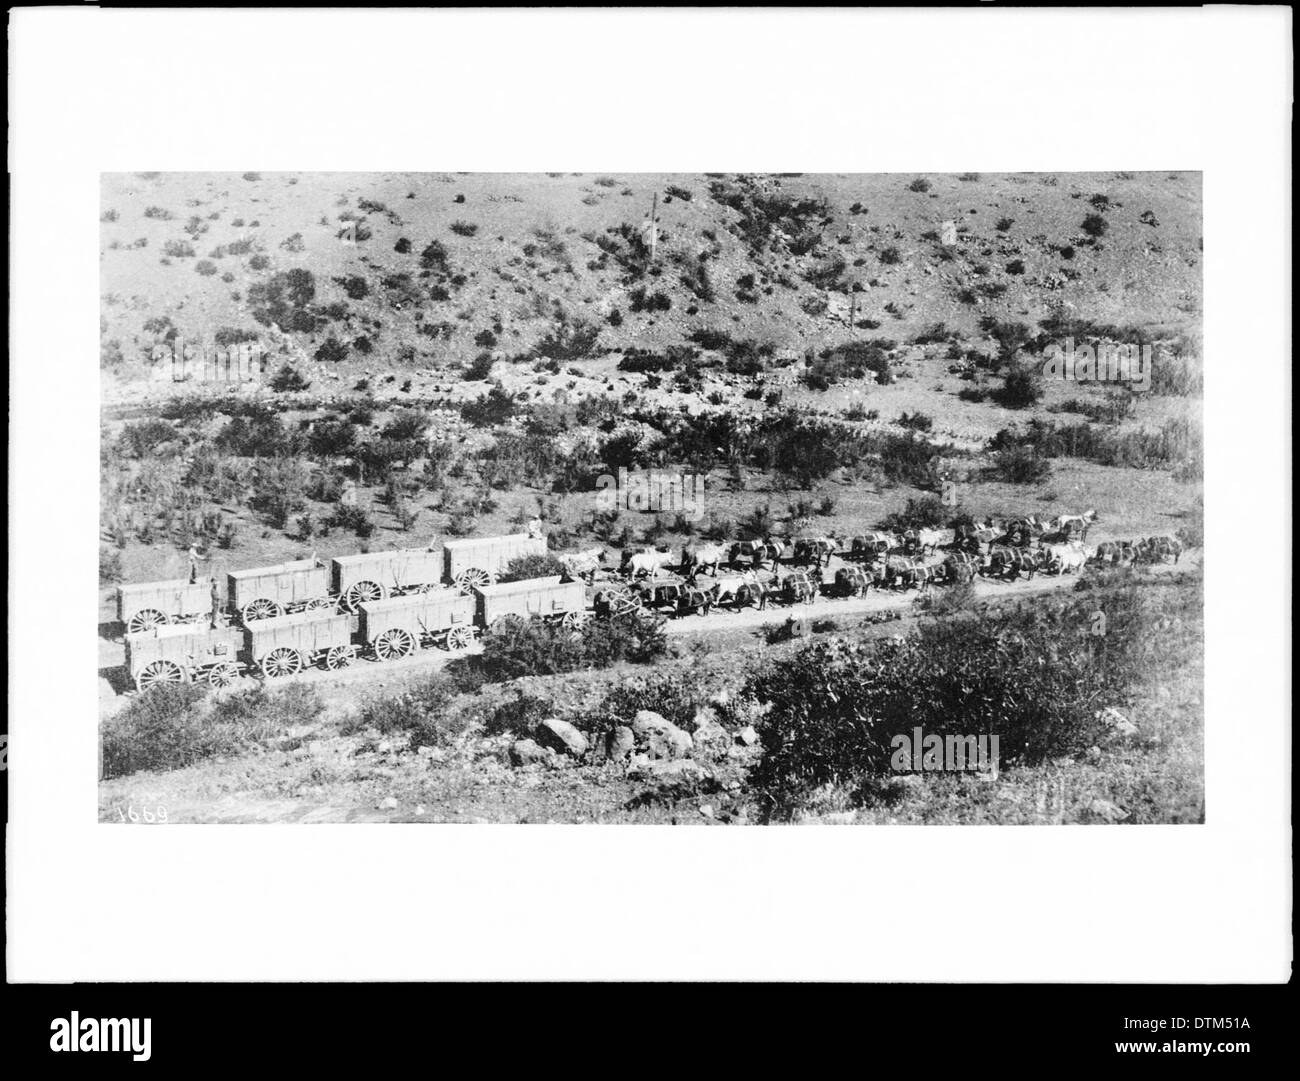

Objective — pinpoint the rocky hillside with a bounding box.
[100,170,1202,387]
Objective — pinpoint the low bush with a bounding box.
[102,683,323,779]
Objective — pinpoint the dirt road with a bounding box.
[100,552,1199,712]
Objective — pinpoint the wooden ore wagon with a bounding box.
[117,578,213,634]
[226,558,332,624]
[331,548,445,612]
[358,589,476,660]
[244,608,356,677]
[443,533,547,594]
[473,576,588,629]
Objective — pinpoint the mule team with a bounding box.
[578,509,1184,618]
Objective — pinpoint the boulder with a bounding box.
[1097,707,1139,741]
[509,738,550,767]
[536,718,589,758]
[735,725,760,747]
[632,710,693,760]
[692,720,732,760]
[630,758,708,784]
[1087,798,1129,823]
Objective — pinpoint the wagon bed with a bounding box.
[244,608,355,677]
[359,589,475,659]
[474,576,587,628]
[443,534,547,593]
[117,578,212,633]
[331,548,444,611]
[227,558,331,623]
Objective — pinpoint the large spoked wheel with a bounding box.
[343,580,386,613]
[307,596,335,611]
[126,608,169,635]
[560,610,590,630]
[445,625,474,651]
[207,661,241,689]
[242,597,283,624]
[454,567,493,595]
[374,628,416,661]
[261,647,303,679]
[325,645,358,671]
[136,659,185,692]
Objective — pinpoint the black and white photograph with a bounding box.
[95,168,1206,826]
[8,6,1291,1008]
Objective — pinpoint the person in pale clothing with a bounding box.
[187,544,209,584]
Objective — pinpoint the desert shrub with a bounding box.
[214,326,260,347]
[346,673,468,747]
[878,495,947,532]
[269,364,310,392]
[334,274,369,300]
[249,459,310,527]
[460,386,517,428]
[450,220,478,236]
[897,411,933,432]
[534,314,602,361]
[746,586,1179,817]
[194,259,218,276]
[144,206,173,220]
[877,432,941,489]
[497,552,569,583]
[307,419,357,458]
[314,337,349,363]
[100,546,123,584]
[991,444,1052,484]
[280,232,305,253]
[102,683,323,779]
[877,245,902,265]
[992,365,1043,408]
[1081,213,1108,238]
[163,239,196,258]
[907,177,932,193]
[247,267,317,332]
[328,504,375,538]
[420,239,452,274]
[116,419,180,458]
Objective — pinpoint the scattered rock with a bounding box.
[735,725,759,747]
[699,804,715,819]
[414,804,427,816]
[379,797,398,810]
[510,738,550,767]
[1097,707,1139,741]
[1087,798,1129,823]
[632,710,693,760]
[692,720,732,760]
[631,758,708,784]
[536,717,589,758]
[817,811,859,825]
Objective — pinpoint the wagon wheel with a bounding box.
[453,567,493,595]
[325,644,357,670]
[374,628,416,661]
[446,625,474,651]
[343,580,386,613]
[136,659,185,693]
[261,647,302,679]
[560,610,590,630]
[207,661,241,688]
[126,608,169,635]
[307,596,334,611]
[242,597,283,624]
